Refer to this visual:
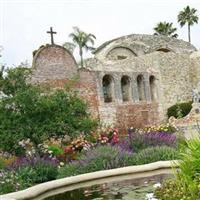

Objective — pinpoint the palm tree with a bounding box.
[154,22,178,38]
[69,27,96,67]
[178,6,199,43]
[62,42,76,54]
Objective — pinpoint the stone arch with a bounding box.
[121,75,131,102]
[148,44,175,54]
[156,48,171,53]
[137,74,146,101]
[106,46,137,60]
[102,74,114,103]
[149,75,157,102]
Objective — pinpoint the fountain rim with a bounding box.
[0,160,179,200]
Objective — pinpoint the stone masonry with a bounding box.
[31,34,200,133]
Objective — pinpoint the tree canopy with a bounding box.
[154,22,178,38]
[178,6,199,43]
[69,27,96,67]
[0,67,97,155]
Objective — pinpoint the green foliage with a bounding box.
[58,145,132,178]
[154,21,178,38]
[0,66,31,96]
[132,146,178,165]
[0,67,97,154]
[69,27,96,67]
[167,101,192,119]
[48,145,64,156]
[0,159,58,194]
[58,145,178,179]
[178,6,199,42]
[155,139,200,199]
[155,179,197,200]
[0,157,6,169]
[0,171,21,194]
[28,162,58,183]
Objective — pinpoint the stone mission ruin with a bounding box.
[30,32,200,132]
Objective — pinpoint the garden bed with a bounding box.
[0,160,178,200]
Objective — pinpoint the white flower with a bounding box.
[146,193,157,200]
[153,182,161,188]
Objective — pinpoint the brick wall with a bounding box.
[116,102,159,133]
[77,69,100,119]
[31,44,77,83]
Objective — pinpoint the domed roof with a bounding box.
[94,34,197,59]
[190,51,200,59]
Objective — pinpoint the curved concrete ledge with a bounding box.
[0,160,179,200]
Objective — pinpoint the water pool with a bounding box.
[44,174,171,200]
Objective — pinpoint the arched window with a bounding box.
[156,48,171,53]
[107,47,137,60]
[149,75,157,102]
[102,75,114,103]
[137,75,146,101]
[121,76,131,102]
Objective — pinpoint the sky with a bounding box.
[1,0,200,66]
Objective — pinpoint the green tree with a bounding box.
[69,27,96,67]
[154,22,178,38]
[0,65,5,80]
[0,66,31,96]
[0,67,97,154]
[178,6,199,43]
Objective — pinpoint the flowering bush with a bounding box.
[137,124,177,134]
[90,127,119,145]
[58,145,132,178]
[127,128,178,153]
[0,170,22,194]
[132,146,179,165]
[0,155,59,194]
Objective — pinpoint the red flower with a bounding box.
[64,146,74,154]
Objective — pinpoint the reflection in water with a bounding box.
[45,174,171,200]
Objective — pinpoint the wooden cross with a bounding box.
[47,27,57,45]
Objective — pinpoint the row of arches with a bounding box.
[102,74,157,103]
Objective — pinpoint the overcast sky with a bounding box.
[1,0,200,66]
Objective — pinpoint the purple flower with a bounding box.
[7,155,59,170]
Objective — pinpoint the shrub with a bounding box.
[143,124,177,133]
[0,157,5,169]
[128,131,178,153]
[58,145,132,178]
[132,146,179,165]
[0,171,21,195]
[0,155,59,194]
[48,145,64,157]
[155,139,200,200]
[0,155,16,170]
[155,179,197,200]
[167,101,192,119]
[0,67,97,155]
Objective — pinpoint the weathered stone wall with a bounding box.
[30,35,199,132]
[95,34,196,61]
[190,52,200,91]
[77,69,100,119]
[94,70,160,130]
[116,103,159,133]
[106,47,137,60]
